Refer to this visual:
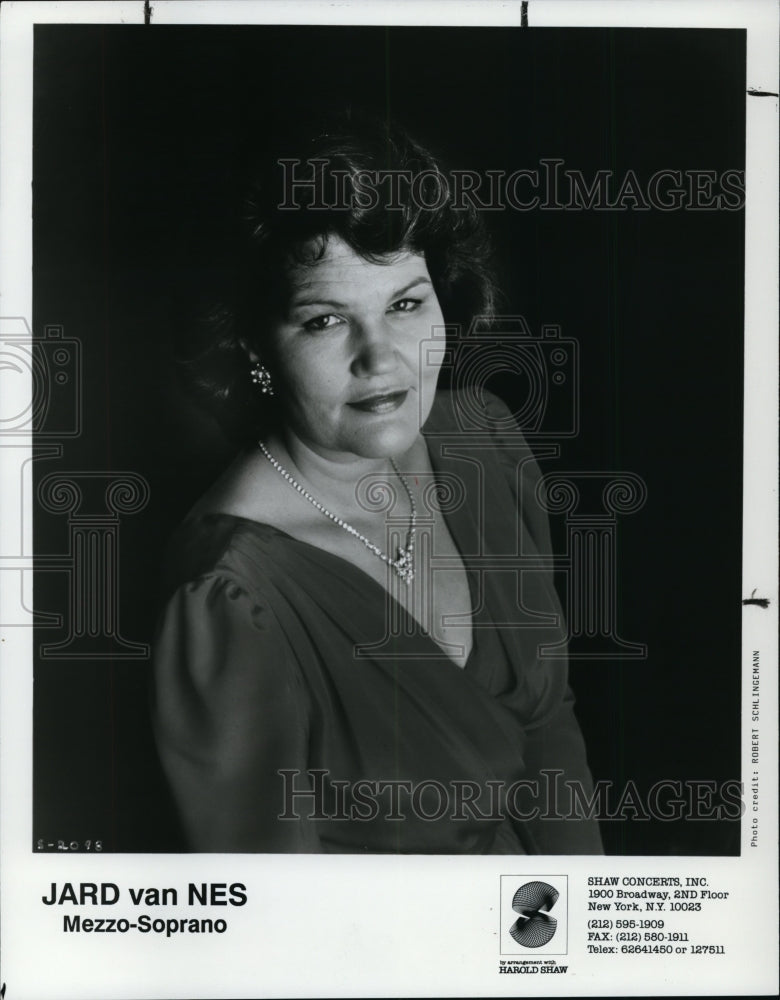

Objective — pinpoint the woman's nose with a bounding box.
[350,322,399,378]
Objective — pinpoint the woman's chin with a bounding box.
[339,417,423,461]
[344,388,436,460]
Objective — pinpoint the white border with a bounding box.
[1,2,777,997]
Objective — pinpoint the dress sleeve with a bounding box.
[519,691,605,853]
[482,390,604,854]
[152,573,318,852]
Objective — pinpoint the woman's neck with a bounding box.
[264,429,417,514]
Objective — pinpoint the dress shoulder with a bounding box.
[152,524,316,852]
[158,512,281,608]
[428,388,553,559]
[484,390,552,560]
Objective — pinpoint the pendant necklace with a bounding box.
[258,441,416,585]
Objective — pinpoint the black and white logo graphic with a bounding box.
[500,875,568,955]
[509,881,559,947]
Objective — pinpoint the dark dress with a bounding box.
[152,391,603,854]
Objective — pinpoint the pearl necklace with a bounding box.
[258,441,416,585]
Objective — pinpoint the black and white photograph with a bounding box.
[30,16,746,858]
[1,1,777,997]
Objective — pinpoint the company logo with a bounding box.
[509,881,559,948]
[500,874,568,955]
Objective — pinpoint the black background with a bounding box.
[33,25,744,854]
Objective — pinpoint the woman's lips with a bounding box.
[347,389,409,414]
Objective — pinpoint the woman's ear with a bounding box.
[238,338,260,363]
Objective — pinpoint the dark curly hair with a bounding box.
[177,111,496,443]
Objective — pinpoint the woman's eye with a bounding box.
[388,297,422,314]
[302,313,343,332]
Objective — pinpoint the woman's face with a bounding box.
[261,235,445,462]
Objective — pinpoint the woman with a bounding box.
[153,114,603,854]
